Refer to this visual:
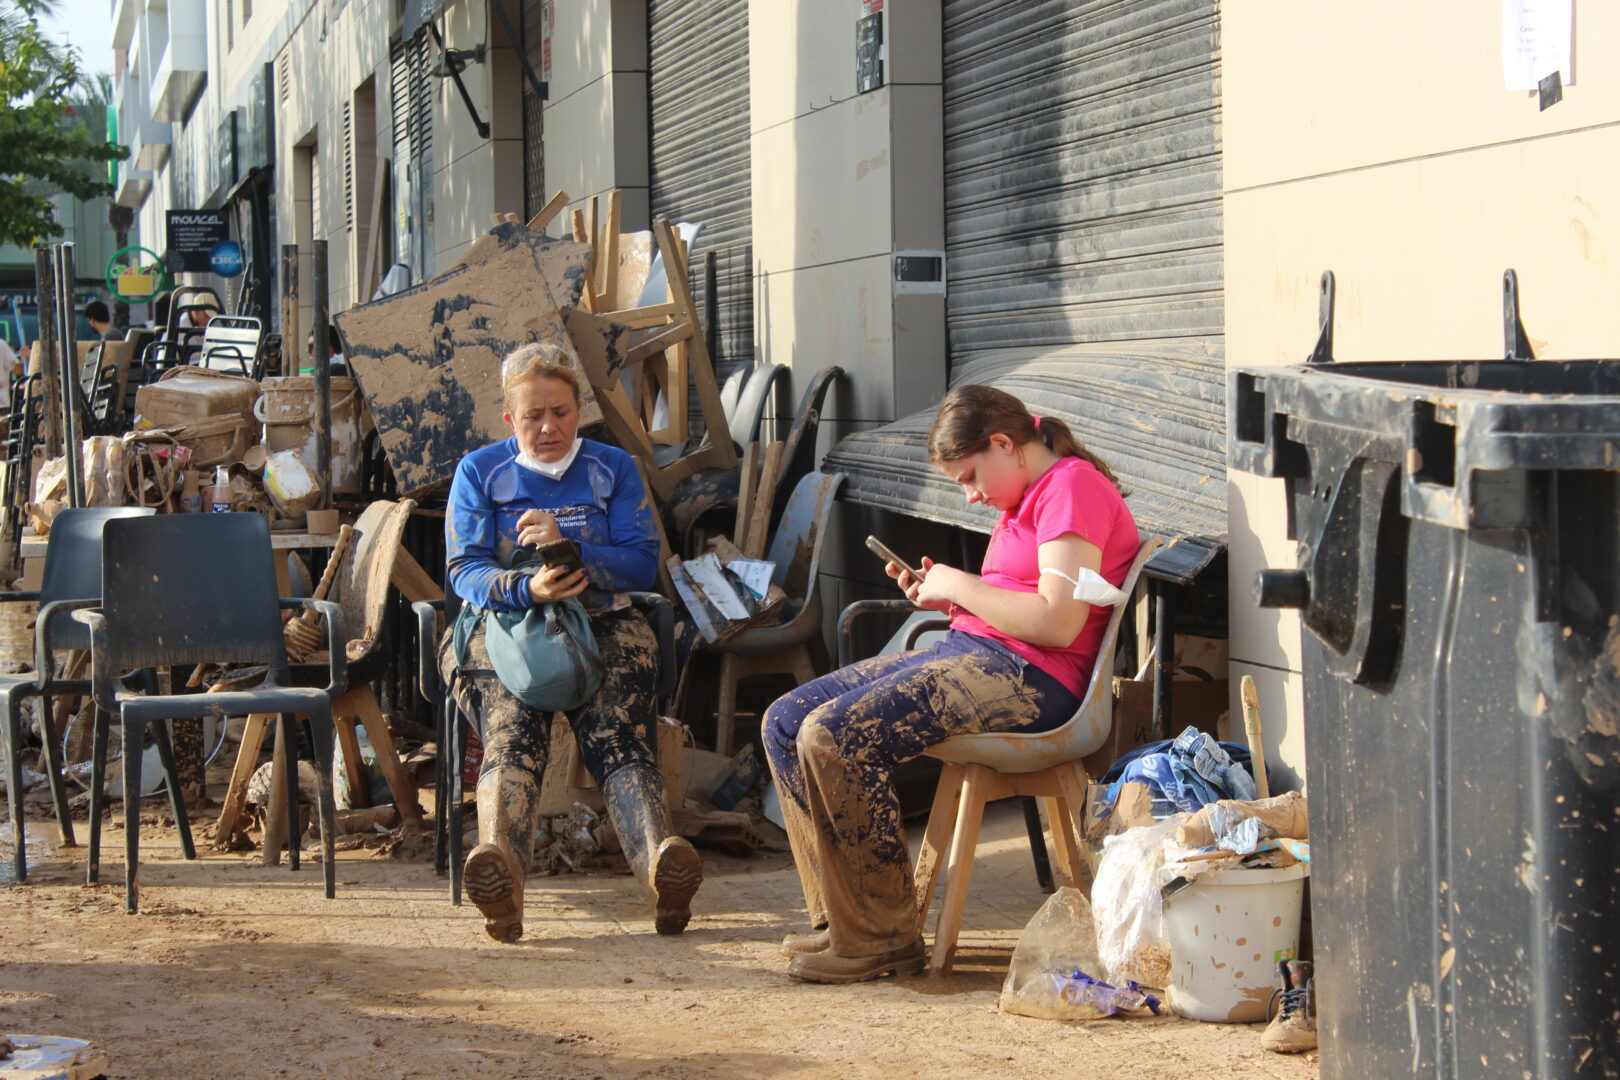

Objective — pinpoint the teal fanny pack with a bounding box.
[452,586,605,713]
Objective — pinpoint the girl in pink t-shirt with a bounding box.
[762,384,1139,984]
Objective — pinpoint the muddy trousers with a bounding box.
[761,631,1079,957]
[442,607,664,876]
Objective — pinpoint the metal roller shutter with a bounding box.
[647,0,752,393]
[521,0,546,220]
[943,0,1223,369]
[390,30,435,281]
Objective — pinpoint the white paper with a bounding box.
[684,553,754,621]
[728,558,775,600]
[1502,0,1572,92]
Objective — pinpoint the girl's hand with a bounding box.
[883,559,920,594]
[908,556,966,613]
[516,510,561,548]
[527,563,589,603]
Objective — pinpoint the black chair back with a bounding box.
[101,514,288,674]
[41,507,157,652]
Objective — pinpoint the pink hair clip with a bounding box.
[1032,415,1043,429]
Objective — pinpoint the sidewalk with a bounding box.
[0,802,1319,1079]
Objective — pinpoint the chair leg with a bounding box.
[349,687,422,827]
[150,719,195,860]
[787,643,817,687]
[449,703,467,905]
[87,709,109,885]
[1053,762,1094,892]
[432,699,448,879]
[716,653,739,757]
[305,709,338,900]
[1038,795,1081,890]
[334,718,370,809]
[930,764,988,977]
[911,763,965,935]
[1022,796,1054,893]
[121,715,144,913]
[34,696,77,848]
[3,691,27,884]
[282,715,302,872]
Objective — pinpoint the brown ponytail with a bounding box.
[927,384,1124,493]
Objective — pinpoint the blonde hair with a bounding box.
[501,342,583,407]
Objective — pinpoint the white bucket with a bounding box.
[1162,861,1309,1023]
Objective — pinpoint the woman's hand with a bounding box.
[516,509,561,549]
[906,557,972,613]
[527,563,589,603]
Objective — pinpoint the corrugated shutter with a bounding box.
[390,30,435,280]
[826,0,1226,565]
[647,0,752,392]
[943,0,1222,369]
[521,0,546,220]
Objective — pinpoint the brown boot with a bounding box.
[603,764,703,934]
[1261,960,1318,1053]
[464,767,540,943]
[779,927,831,958]
[787,938,926,984]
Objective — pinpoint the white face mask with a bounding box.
[515,437,583,480]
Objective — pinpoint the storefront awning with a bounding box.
[823,341,1227,584]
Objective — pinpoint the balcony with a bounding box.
[148,0,206,122]
[116,167,153,209]
[132,119,172,171]
[110,0,142,52]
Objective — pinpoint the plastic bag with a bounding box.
[1002,888,1162,1020]
[1091,815,1187,987]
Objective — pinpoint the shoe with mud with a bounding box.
[463,842,525,943]
[1261,959,1317,1053]
[651,836,703,935]
[787,939,926,984]
[779,927,831,958]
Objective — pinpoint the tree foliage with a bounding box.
[0,0,126,248]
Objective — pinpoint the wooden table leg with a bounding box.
[213,713,271,850]
[334,718,371,810]
[344,686,422,827]
[262,720,289,867]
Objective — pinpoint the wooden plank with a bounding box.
[599,302,679,327]
[623,322,693,368]
[597,190,621,311]
[653,217,735,469]
[526,189,570,233]
[745,441,785,559]
[335,720,371,810]
[262,720,289,866]
[344,686,424,827]
[389,546,441,604]
[571,208,597,313]
[734,442,758,552]
[213,713,271,850]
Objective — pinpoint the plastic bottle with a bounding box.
[208,466,232,513]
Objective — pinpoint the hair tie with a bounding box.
[1032,415,1043,430]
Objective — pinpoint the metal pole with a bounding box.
[311,240,332,509]
[279,244,299,379]
[32,248,61,456]
[54,244,85,509]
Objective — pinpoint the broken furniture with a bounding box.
[0,507,155,883]
[413,585,677,903]
[197,315,264,378]
[77,514,346,912]
[212,499,426,851]
[909,537,1161,975]
[700,471,844,756]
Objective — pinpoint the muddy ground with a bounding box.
[0,800,1320,1080]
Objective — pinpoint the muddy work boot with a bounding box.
[602,763,703,934]
[1261,959,1317,1053]
[463,767,540,943]
[787,938,926,984]
[779,927,831,958]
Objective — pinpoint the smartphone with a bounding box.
[865,535,922,584]
[537,537,587,576]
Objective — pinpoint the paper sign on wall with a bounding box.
[1502,0,1572,92]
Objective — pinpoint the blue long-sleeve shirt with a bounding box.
[446,437,660,612]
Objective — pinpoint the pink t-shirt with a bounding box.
[950,456,1139,698]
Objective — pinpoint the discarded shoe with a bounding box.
[787,939,926,984]
[1261,959,1317,1053]
[779,927,831,958]
[463,842,525,943]
[651,836,703,935]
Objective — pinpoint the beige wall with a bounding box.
[1223,0,1620,790]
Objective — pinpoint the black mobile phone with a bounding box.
[537,537,587,576]
[865,535,921,584]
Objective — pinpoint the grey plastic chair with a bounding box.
[78,514,346,912]
[0,506,155,883]
[728,362,787,448]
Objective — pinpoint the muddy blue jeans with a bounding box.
[762,631,1079,956]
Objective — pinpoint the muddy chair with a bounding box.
[77,514,346,912]
[905,536,1161,974]
[0,507,155,883]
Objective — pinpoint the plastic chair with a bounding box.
[77,514,346,912]
[903,536,1160,974]
[0,507,155,882]
[414,585,678,903]
[708,470,845,755]
[728,362,786,449]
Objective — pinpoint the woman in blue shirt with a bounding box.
[442,343,702,942]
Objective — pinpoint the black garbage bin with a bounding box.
[1230,357,1620,1080]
